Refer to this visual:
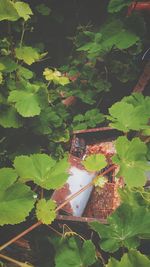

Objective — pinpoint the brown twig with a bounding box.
[0,253,33,267]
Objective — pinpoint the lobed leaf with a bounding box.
[14,154,69,190]
[36,199,56,224]
[0,168,35,226]
[82,154,107,172]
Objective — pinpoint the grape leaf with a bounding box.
[0,0,19,21]
[107,250,150,267]
[0,106,23,128]
[107,100,149,132]
[14,154,69,189]
[0,168,35,226]
[82,154,107,172]
[17,66,33,80]
[15,46,41,65]
[90,204,150,253]
[14,2,33,21]
[108,0,132,13]
[112,137,150,187]
[43,68,70,85]
[55,237,96,267]
[36,199,56,224]
[8,90,41,117]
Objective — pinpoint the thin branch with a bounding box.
[0,165,116,252]
[0,253,33,267]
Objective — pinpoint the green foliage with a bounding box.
[77,18,139,59]
[14,2,33,21]
[0,106,23,128]
[90,203,150,252]
[0,167,35,226]
[15,46,43,65]
[14,153,69,189]
[8,89,41,117]
[113,136,150,187]
[73,109,104,130]
[0,0,32,22]
[55,237,97,267]
[108,0,131,13]
[36,4,51,16]
[43,68,70,85]
[82,154,107,172]
[107,93,150,132]
[36,199,56,224]
[107,250,150,267]
[0,0,19,21]
[119,187,150,209]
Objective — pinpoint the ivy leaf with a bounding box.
[0,168,35,226]
[82,154,107,172]
[36,199,56,224]
[90,204,150,253]
[0,0,19,21]
[14,154,69,190]
[15,46,41,65]
[8,90,41,117]
[36,4,51,16]
[55,237,96,267]
[107,250,150,267]
[108,0,132,13]
[0,106,23,128]
[14,2,33,21]
[112,137,150,187]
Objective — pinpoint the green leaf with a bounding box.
[14,154,69,189]
[8,90,41,117]
[81,240,97,266]
[36,4,51,16]
[0,106,23,128]
[82,154,107,172]
[17,66,33,80]
[0,72,3,84]
[113,136,150,187]
[36,199,56,224]
[77,18,139,58]
[107,250,150,267]
[0,168,35,226]
[55,237,96,267]
[108,0,132,13]
[0,57,18,73]
[108,97,150,132]
[119,187,150,209]
[90,204,150,252]
[73,109,104,130]
[14,2,33,21]
[0,0,19,21]
[43,68,70,85]
[15,46,41,65]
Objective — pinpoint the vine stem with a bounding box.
[0,165,116,252]
[0,253,32,267]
